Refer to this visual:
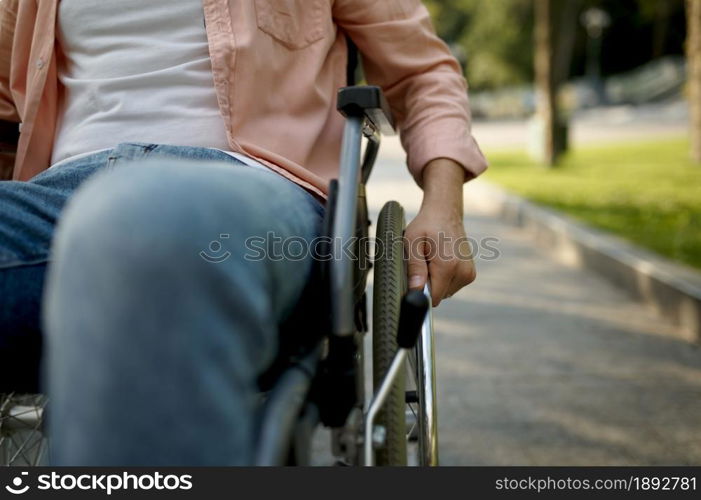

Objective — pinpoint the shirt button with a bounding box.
[36,59,44,69]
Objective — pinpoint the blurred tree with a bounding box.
[688,0,701,163]
[424,0,687,92]
[424,0,533,91]
[534,0,557,166]
[554,0,583,86]
[534,0,573,166]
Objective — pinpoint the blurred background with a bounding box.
[366,0,701,465]
[426,0,700,270]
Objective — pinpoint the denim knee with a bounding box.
[44,159,316,355]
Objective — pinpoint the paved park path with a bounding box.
[358,130,701,465]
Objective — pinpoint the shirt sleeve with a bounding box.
[332,0,487,185]
[0,0,20,125]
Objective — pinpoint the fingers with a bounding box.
[445,259,477,298]
[429,254,476,307]
[406,237,429,290]
[403,223,477,307]
[427,259,452,307]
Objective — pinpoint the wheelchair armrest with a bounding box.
[337,86,395,136]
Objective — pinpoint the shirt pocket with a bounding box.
[253,0,328,50]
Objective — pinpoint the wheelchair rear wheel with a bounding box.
[372,201,408,465]
[0,393,48,465]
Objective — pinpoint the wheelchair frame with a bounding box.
[252,83,439,466]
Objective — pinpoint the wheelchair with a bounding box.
[251,82,439,466]
[1,46,439,468]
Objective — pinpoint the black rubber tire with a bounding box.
[372,201,407,465]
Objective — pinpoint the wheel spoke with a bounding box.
[1,394,49,466]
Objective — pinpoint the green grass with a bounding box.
[483,138,701,269]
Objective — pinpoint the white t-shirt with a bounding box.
[50,0,265,170]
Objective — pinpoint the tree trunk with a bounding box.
[553,0,582,88]
[535,0,558,166]
[688,0,701,163]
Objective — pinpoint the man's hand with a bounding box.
[405,158,475,307]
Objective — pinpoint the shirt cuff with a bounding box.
[404,128,488,187]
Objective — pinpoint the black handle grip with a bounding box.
[337,85,395,135]
[396,290,429,349]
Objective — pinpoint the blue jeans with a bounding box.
[0,143,324,465]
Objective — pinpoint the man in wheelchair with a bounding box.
[0,0,487,465]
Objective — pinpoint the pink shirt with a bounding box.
[0,0,487,197]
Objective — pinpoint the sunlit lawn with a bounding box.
[483,138,701,270]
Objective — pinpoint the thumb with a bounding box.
[407,238,428,290]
